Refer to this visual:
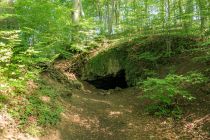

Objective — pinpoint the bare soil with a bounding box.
[39,76,210,140]
[1,74,209,140]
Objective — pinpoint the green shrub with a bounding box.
[140,72,207,117]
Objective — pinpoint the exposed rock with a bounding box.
[106,90,111,95]
[108,89,115,94]
[81,46,127,81]
[115,87,122,91]
[98,90,107,96]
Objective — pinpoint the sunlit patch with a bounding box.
[83,89,91,94]
[123,108,133,113]
[0,83,11,94]
[28,115,37,124]
[27,80,38,92]
[62,113,100,130]
[100,127,113,135]
[108,111,123,118]
[184,114,210,133]
[88,98,112,105]
[0,111,37,139]
[0,47,13,63]
[74,94,112,105]
[39,96,51,103]
[64,73,77,80]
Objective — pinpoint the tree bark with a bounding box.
[72,0,84,24]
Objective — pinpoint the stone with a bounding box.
[115,87,122,91]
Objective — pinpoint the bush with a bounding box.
[140,72,207,117]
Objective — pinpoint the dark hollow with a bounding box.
[87,70,128,90]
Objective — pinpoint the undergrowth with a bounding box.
[22,80,62,126]
[6,77,64,136]
[139,72,207,118]
[0,23,65,136]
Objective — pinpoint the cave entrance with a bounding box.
[87,70,128,90]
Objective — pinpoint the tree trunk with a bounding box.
[108,0,114,35]
[178,0,183,30]
[144,0,149,31]
[196,0,207,33]
[72,0,84,24]
[160,0,165,31]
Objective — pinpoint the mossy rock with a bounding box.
[80,35,200,86]
[81,46,127,81]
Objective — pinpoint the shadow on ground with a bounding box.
[40,77,210,140]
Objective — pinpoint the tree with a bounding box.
[72,0,84,24]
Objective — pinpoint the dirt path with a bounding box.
[58,87,158,140]
[40,81,207,140]
[1,74,208,140]
[41,77,210,140]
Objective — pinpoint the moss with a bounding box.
[80,35,201,86]
[81,46,127,80]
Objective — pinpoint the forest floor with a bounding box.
[1,72,210,140]
[39,74,210,140]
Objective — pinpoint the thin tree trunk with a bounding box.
[196,0,207,33]
[108,0,114,35]
[185,0,194,32]
[160,0,165,32]
[144,0,149,32]
[178,0,183,31]
[72,0,84,24]
[167,0,171,26]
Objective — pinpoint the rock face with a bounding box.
[81,46,127,81]
[80,35,203,87]
[79,43,143,87]
[82,58,121,81]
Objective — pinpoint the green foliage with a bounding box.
[31,85,61,126]
[140,72,207,117]
[0,94,8,109]
[15,0,73,63]
[146,104,183,118]
[0,1,65,129]
[26,95,62,126]
[0,0,209,135]
[0,94,8,103]
[14,0,100,61]
[138,35,198,60]
[138,52,161,62]
[192,40,210,63]
[10,80,63,127]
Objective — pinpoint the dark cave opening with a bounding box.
[86,70,128,90]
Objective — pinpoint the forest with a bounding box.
[0,0,210,139]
